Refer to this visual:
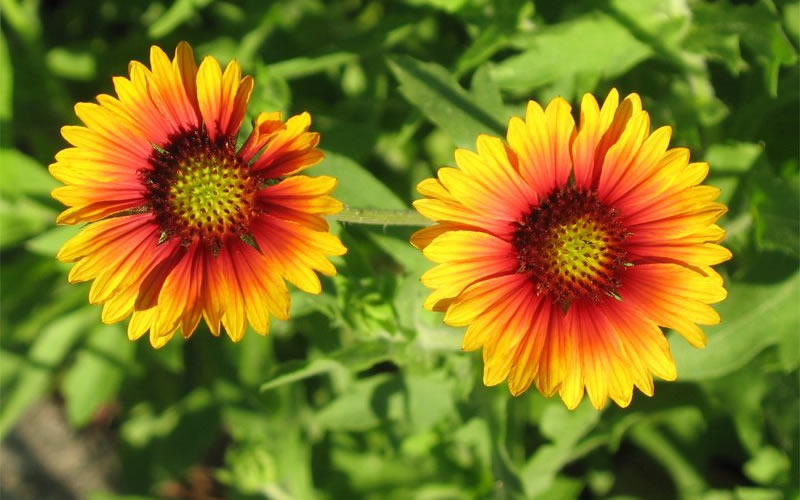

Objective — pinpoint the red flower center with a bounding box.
[512,186,629,306]
[143,128,257,246]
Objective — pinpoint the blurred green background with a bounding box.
[1,0,798,499]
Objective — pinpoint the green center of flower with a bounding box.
[547,216,613,278]
[144,129,256,245]
[169,155,254,230]
[513,186,628,305]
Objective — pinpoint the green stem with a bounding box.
[329,206,432,227]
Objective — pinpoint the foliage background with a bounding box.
[1,0,798,499]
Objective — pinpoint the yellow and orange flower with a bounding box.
[51,42,346,348]
[412,90,731,409]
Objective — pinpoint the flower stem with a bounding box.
[329,207,433,227]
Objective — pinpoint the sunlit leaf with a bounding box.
[691,0,797,96]
[671,270,800,380]
[492,13,651,99]
[315,152,406,210]
[388,55,505,147]
[0,148,59,196]
[46,47,96,81]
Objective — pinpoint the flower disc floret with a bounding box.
[144,129,257,245]
[513,186,628,305]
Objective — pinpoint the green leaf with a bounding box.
[670,270,800,380]
[387,55,505,147]
[87,494,159,500]
[45,47,96,81]
[403,0,469,13]
[0,307,96,438]
[606,0,698,74]
[776,323,799,372]
[521,400,600,497]
[705,142,765,204]
[270,51,358,80]
[0,0,42,42]
[702,356,771,454]
[0,148,59,197]
[469,64,506,125]
[366,229,431,274]
[0,33,12,126]
[314,152,406,210]
[315,373,404,431]
[531,476,585,500]
[734,486,784,500]
[785,2,800,43]
[61,324,135,427]
[25,224,80,256]
[749,171,800,257]
[480,388,526,498]
[218,442,278,494]
[404,371,456,431]
[147,0,213,38]
[705,142,765,174]
[394,276,463,352]
[686,16,747,75]
[455,23,508,75]
[0,195,56,249]
[691,0,797,96]
[313,153,430,271]
[492,13,651,99]
[743,446,791,486]
[260,340,399,392]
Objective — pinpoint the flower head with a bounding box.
[51,42,346,348]
[412,90,731,409]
